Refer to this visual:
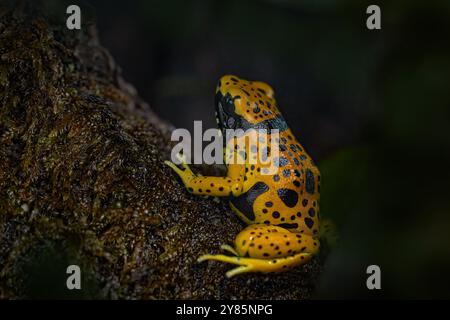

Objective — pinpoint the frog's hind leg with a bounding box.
[198,252,313,278]
[198,224,319,277]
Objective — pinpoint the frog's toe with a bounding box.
[175,152,186,163]
[220,244,239,256]
[197,254,252,278]
[197,254,245,265]
[164,159,194,180]
[226,266,253,278]
[175,153,192,171]
[164,160,182,174]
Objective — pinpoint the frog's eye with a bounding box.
[221,99,236,116]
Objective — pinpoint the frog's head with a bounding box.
[215,75,280,132]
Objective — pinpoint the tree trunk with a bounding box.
[0,3,322,299]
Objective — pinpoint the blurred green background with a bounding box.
[47,0,450,298]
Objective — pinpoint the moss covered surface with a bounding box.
[0,6,323,299]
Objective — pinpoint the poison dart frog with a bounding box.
[165,75,323,277]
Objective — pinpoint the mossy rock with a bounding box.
[0,4,323,299]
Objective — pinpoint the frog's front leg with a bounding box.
[165,155,245,197]
[198,224,320,277]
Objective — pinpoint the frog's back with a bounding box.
[218,75,321,236]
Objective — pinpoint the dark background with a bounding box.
[48,0,450,298]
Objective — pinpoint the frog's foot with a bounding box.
[164,159,216,200]
[197,253,312,278]
[198,224,320,277]
[164,153,195,183]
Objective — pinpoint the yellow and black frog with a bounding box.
[166,75,326,278]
